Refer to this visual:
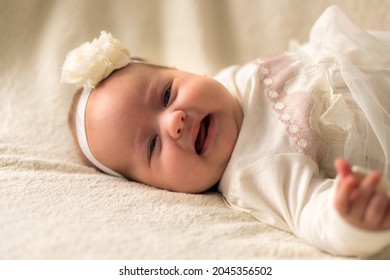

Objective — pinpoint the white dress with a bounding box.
[216,6,390,257]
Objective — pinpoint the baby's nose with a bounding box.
[167,110,186,139]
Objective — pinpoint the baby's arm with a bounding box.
[334,159,390,230]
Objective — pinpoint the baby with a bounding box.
[65,46,243,194]
[62,6,390,257]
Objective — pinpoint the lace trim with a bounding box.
[256,54,328,163]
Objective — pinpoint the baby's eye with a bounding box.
[163,85,171,107]
[148,135,158,159]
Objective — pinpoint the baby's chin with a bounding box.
[154,176,219,194]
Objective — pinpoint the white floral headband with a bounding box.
[61,31,131,177]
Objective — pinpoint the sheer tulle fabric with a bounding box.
[303,6,390,178]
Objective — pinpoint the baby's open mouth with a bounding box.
[195,115,210,154]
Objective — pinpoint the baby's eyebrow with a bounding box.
[143,76,159,107]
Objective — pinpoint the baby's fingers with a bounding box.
[347,171,380,220]
[359,170,381,191]
[334,175,356,215]
[363,192,390,229]
[334,158,353,178]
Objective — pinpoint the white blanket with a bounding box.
[1,0,389,259]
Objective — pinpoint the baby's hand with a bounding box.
[334,158,390,230]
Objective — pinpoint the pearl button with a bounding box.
[263,78,273,85]
[297,139,308,148]
[267,90,278,99]
[289,125,299,134]
[282,113,291,121]
[275,102,285,110]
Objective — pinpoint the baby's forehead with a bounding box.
[123,62,169,73]
[91,65,156,105]
[104,62,169,85]
[101,63,175,97]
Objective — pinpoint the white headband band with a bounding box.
[75,87,123,177]
[61,31,132,177]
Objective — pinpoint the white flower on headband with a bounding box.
[61,31,131,89]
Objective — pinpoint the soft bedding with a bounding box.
[1,0,389,259]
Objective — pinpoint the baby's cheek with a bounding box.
[163,154,210,188]
[165,152,198,178]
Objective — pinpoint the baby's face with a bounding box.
[85,63,243,193]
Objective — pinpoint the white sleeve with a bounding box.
[302,178,390,257]
[231,153,390,257]
[290,156,390,257]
